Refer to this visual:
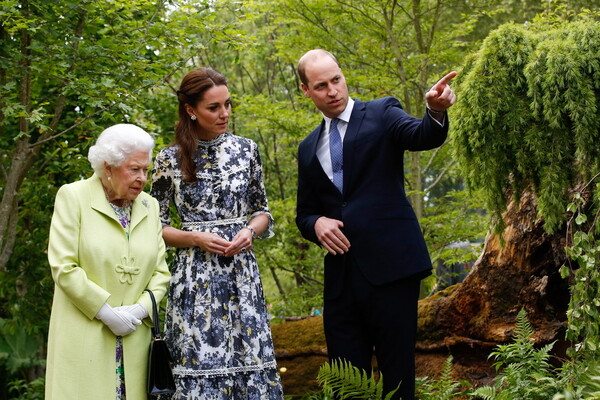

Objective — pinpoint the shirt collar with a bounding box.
[323,98,355,125]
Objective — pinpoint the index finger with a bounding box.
[434,71,458,89]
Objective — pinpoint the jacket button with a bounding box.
[341,202,347,207]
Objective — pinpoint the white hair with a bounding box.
[88,124,155,177]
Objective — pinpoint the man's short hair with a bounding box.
[297,49,340,86]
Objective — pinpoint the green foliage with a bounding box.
[253,196,325,309]
[314,359,398,400]
[471,309,562,399]
[0,319,44,376]
[453,17,600,235]
[268,284,323,321]
[233,95,316,201]
[561,187,600,360]
[421,189,488,267]
[6,378,45,400]
[574,363,600,399]
[416,356,467,399]
[552,360,600,400]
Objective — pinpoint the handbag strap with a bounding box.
[144,289,161,340]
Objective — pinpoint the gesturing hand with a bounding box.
[425,71,458,112]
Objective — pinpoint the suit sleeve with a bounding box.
[47,184,110,320]
[382,97,448,151]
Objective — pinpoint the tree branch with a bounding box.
[425,158,456,193]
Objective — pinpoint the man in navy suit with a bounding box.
[295,49,456,400]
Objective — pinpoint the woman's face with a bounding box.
[104,151,150,205]
[186,85,231,140]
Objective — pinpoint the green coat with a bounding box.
[45,174,171,400]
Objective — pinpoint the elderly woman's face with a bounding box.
[105,151,150,204]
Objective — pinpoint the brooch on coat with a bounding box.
[115,256,141,284]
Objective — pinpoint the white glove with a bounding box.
[115,303,148,321]
[95,303,141,336]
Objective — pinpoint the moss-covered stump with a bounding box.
[271,316,328,395]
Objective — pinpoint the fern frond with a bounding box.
[471,385,497,399]
[317,358,389,399]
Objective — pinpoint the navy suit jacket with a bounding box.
[296,97,448,294]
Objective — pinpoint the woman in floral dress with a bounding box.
[150,68,283,399]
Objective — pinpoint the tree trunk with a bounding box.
[416,191,570,383]
[409,151,423,219]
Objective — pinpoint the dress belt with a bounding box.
[181,217,246,230]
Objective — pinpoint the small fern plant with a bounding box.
[416,355,466,399]
[310,358,399,400]
[471,308,561,400]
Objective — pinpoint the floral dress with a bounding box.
[150,133,283,400]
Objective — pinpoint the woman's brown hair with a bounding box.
[175,67,228,183]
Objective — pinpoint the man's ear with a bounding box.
[301,83,310,98]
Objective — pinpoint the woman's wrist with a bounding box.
[243,225,257,239]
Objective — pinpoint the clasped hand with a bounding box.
[96,303,145,336]
[193,229,253,257]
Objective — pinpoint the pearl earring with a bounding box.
[107,176,112,181]
[190,115,197,121]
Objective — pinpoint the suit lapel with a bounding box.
[305,121,334,187]
[307,120,325,157]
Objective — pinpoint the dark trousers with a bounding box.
[323,264,421,400]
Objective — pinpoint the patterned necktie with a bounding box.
[329,118,343,193]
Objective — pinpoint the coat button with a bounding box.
[341,202,347,207]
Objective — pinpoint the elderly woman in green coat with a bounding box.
[45,124,171,400]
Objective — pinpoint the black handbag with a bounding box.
[145,289,176,396]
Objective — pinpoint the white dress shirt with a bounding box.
[316,99,355,182]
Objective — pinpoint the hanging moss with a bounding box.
[453,18,600,234]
